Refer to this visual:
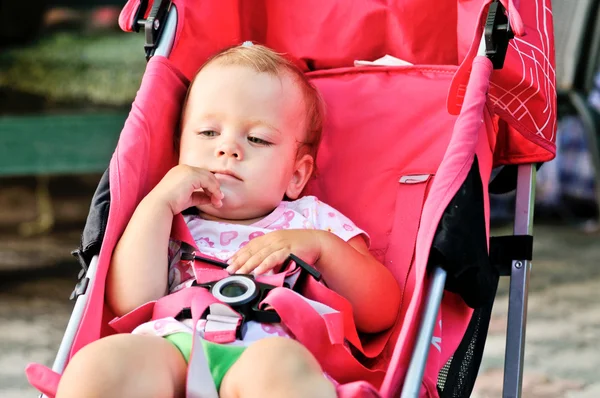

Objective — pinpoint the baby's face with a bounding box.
[179,63,309,221]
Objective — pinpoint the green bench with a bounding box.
[0,31,144,234]
[0,112,124,176]
[0,30,145,176]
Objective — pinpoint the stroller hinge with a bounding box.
[485,0,515,69]
[133,0,172,60]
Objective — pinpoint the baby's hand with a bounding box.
[226,230,324,275]
[148,164,224,215]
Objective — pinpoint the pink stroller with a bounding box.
[26,0,556,397]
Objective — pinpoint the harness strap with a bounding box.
[302,275,393,358]
[201,303,242,343]
[187,292,220,398]
[109,286,242,343]
[263,288,386,386]
[186,332,219,398]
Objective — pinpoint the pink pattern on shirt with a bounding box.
[269,210,295,230]
[261,323,289,337]
[197,237,214,248]
[220,231,239,245]
[239,231,265,248]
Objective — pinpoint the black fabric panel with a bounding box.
[79,167,110,264]
[488,165,518,194]
[429,157,498,309]
[488,163,543,194]
[437,275,499,397]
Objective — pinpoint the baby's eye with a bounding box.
[248,136,273,146]
[198,130,218,137]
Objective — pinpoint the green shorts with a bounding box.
[164,333,246,391]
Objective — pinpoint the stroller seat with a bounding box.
[26,1,556,397]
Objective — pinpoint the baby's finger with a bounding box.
[190,191,213,207]
[226,247,254,273]
[188,169,223,199]
[199,173,224,200]
[208,191,223,208]
[234,246,275,275]
[253,250,288,275]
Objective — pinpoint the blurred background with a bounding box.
[1,1,599,397]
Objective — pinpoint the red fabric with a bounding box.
[69,57,187,357]
[380,57,495,397]
[305,64,486,396]
[452,0,556,165]
[25,364,60,398]
[118,0,555,164]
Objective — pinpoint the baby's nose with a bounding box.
[218,149,240,158]
[216,141,242,159]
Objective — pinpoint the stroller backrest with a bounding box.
[303,66,459,278]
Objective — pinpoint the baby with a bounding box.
[57,43,401,398]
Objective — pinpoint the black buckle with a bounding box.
[283,254,322,282]
[133,0,172,60]
[485,0,514,69]
[180,252,322,338]
[69,249,90,300]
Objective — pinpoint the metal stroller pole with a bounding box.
[503,164,536,398]
[400,267,447,398]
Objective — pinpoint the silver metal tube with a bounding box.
[400,267,447,398]
[51,255,99,374]
[154,4,178,58]
[502,164,536,398]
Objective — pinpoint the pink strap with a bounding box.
[108,300,156,333]
[25,364,60,398]
[263,288,385,386]
[118,0,141,32]
[387,174,431,288]
[198,303,241,344]
[499,0,525,36]
[192,262,229,284]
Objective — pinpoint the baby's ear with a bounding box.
[285,154,314,199]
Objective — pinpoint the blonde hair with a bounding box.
[178,44,324,163]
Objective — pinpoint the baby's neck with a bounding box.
[198,211,268,226]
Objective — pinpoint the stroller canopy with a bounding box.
[120,0,556,164]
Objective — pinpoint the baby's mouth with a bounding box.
[212,170,242,181]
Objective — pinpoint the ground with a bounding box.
[0,179,599,397]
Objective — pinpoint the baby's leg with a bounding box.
[56,333,187,398]
[219,337,336,398]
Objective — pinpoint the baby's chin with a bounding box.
[196,200,274,224]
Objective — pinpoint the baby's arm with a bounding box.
[315,232,401,333]
[226,230,400,333]
[106,165,223,316]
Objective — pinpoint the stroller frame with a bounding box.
[44,2,540,398]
